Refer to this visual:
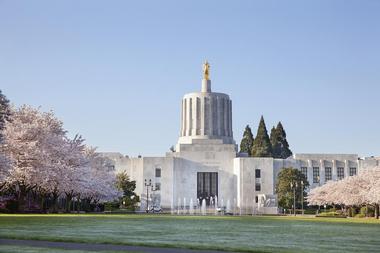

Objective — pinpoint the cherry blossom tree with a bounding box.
[307,167,380,218]
[0,105,120,212]
[1,105,67,209]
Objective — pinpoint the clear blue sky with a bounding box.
[1,0,379,157]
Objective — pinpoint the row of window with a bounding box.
[301,166,357,183]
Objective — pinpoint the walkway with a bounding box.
[0,239,237,253]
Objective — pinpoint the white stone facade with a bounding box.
[102,74,380,214]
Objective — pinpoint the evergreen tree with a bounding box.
[275,167,309,211]
[270,126,278,156]
[0,90,11,141]
[251,116,273,157]
[275,122,293,159]
[239,125,254,155]
[115,171,140,211]
[270,125,281,158]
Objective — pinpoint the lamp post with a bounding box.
[301,180,304,215]
[317,175,320,214]
[144,179,152,213]
[290,181,296,216]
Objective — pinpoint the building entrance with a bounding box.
[197,172,218,205]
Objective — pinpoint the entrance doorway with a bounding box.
[197,172,218,205]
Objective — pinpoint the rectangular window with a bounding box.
[155,183,161,191]
[255,169,261,178]
[255,196,258,203]
[301,167,308,179]
[349,167,357,176]
[155,168,161,178]
[313,167,320,184]
[325,167,332,181]
[337,167,345,180]
[255,183,261,191]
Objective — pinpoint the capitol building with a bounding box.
[103,63,380,214]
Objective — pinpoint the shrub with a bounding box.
[319,211,338,217]
[5,199,19,213]
[348,207,357,217]
[355,213,365,218]
[104,201,120,212]
[360,206,375,217]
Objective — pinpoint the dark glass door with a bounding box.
[197,172,218,205]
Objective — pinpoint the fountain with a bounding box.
[233,198,237,215]
[189,198,194,215]
[177,198,181,215]
[226,199,231,214]
[201,199,206,215]
[183,197,187,215]
[214,195,218,215]
[252,199,256,216]
[171,201,174,215]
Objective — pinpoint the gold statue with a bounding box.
[203,61,210,80]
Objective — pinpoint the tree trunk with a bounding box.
[52,191,59,213]
[65,193,73,213]
[375,204,379,219]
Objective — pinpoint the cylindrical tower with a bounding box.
[177,62,234,145]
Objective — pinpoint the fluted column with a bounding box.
[332,160,337,181]
[224,98,228,136]
[344,160,349,178]
[320,160,325,185]
[200,97,205,135]
[191,98,196,135]
[186,98,191,136]
[229,100,233,137]
[181,99,185,136]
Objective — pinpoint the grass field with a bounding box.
[0,214,379,253]
[0,245,134,253]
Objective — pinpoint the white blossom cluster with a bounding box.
[307,168,380,207]
[0,105,121,204]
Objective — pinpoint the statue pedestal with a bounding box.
[201,79,211,93]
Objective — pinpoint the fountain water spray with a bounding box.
[183,197,187,215]
[201,199,206,215]
[189,198,194,215]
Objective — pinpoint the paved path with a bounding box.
[0,239,237,253]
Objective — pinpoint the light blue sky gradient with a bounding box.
[1,0,379,157]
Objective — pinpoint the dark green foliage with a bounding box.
[104,201,120,212]
[270,122,292,159]
[275,167,309,210]
[115,171,140,210]
[251,116,272,157]
[0,90,11,140]
[360,206,375,217]
[5,199,19,213]
[274,122,293,159]
[270,126,278,156]
[240,125,254,155]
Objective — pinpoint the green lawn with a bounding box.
[0,245,138,253]
[0,214,379,253]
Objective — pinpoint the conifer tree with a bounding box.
[275,122,293,159]
[270,125,281,158]
[239,125,254,155]
[251,116,273,157]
